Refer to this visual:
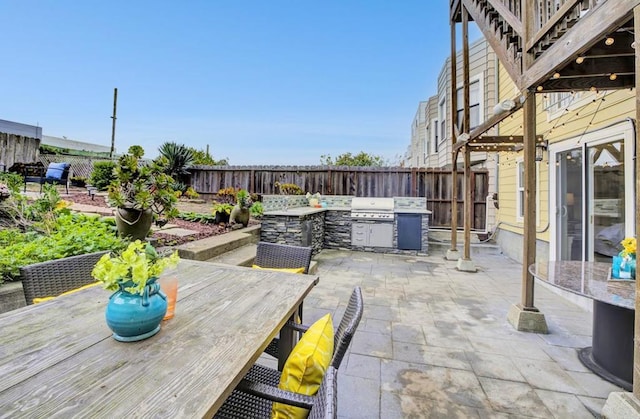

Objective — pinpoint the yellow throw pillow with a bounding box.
[252,265,305,274]
[32,282,100,304]
[272,313,334,419]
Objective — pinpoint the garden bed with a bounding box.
[64,193,260,246]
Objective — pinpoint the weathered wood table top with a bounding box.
[0,259,319,418]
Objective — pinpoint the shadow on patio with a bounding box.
[298,249,620,418]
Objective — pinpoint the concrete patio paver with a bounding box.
[296,249,622,418]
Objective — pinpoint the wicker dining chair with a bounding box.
[264,286,363,369]
[215,366,337,419]
[254,241,313,274]
[215,287,363,419]
[20,251,109,305]
[254,241,313,327]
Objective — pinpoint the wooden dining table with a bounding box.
[0,259,319,418]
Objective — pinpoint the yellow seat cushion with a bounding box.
[272,313,334,419]
[252,265,305,274]
[33,282,100,304]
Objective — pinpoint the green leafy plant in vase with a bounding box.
[92,240,180,341]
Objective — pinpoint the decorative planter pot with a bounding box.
[105,279,168,342]
[230,206,250,227]
[115,207,154,241]
[214,212,230,224]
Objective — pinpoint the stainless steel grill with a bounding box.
[350,197,395,221]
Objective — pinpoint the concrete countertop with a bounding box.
[264,207,328,217]
[265,206,429,216]
[394,209,432,214]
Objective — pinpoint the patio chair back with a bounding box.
[254,242,313,274]
[330,286,363,369]
[20,251,109,305]
[308,365,338,419]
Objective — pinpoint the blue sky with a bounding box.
[2,1,479,165]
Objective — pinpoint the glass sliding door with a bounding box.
[556,149,583,260]
[588,140,625,262]
[551,121,634,263]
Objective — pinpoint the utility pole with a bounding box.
[110,88,118,159]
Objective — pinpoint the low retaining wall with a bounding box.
[0,282,27,314]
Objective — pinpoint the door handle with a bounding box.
[560,205,567,217]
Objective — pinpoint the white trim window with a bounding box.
[431,119,439,154]
[438,96,446,147]
[516,159,525,222]
[516,158,540,224]
[456,75,483,131]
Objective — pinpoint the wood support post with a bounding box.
[464,147,472,260]
[449,13,459,252]
[521,92,537,309]
[462,7,472,262]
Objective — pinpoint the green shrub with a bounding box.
[177,211,216,224]
[89,160,117,191]
[0,172,23,192]
[250,201,264,218]
[274,182,303,195]
[0,213,125,283]
[212,202,234,216]
[184,187,200,199]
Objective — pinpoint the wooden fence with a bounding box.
[189,166,489,229]
[38,155,112,179]
[0,133,40,171]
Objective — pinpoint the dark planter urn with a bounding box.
[214,212,230,224]
[115,207,154,241]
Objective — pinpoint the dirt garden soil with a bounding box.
[65,193,259,246]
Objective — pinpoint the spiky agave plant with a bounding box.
[158,142,195,182]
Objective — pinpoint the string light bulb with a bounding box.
[605,37,615,46]
[576,56,585,64]
[553,72,560,79]
[536,86,543,92]
[609,73,617,81]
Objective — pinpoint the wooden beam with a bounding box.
[467,145,523,152]
[522,0,640,90]
[526,0,582,52]
[469,135,523,144]
[453,94,525,152]
[461,0,522,85]
[485,0,523,37]
[450,0,461,20]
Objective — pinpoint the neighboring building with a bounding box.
[407,38,500,232]
[407,38,498,170]
[0,119,42,139]
[494,65,635,265]
[406,101,428,167]
[42,135,111,155]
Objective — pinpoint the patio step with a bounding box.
[175,225,261,261]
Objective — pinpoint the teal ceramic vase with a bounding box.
[105,278,168,342]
